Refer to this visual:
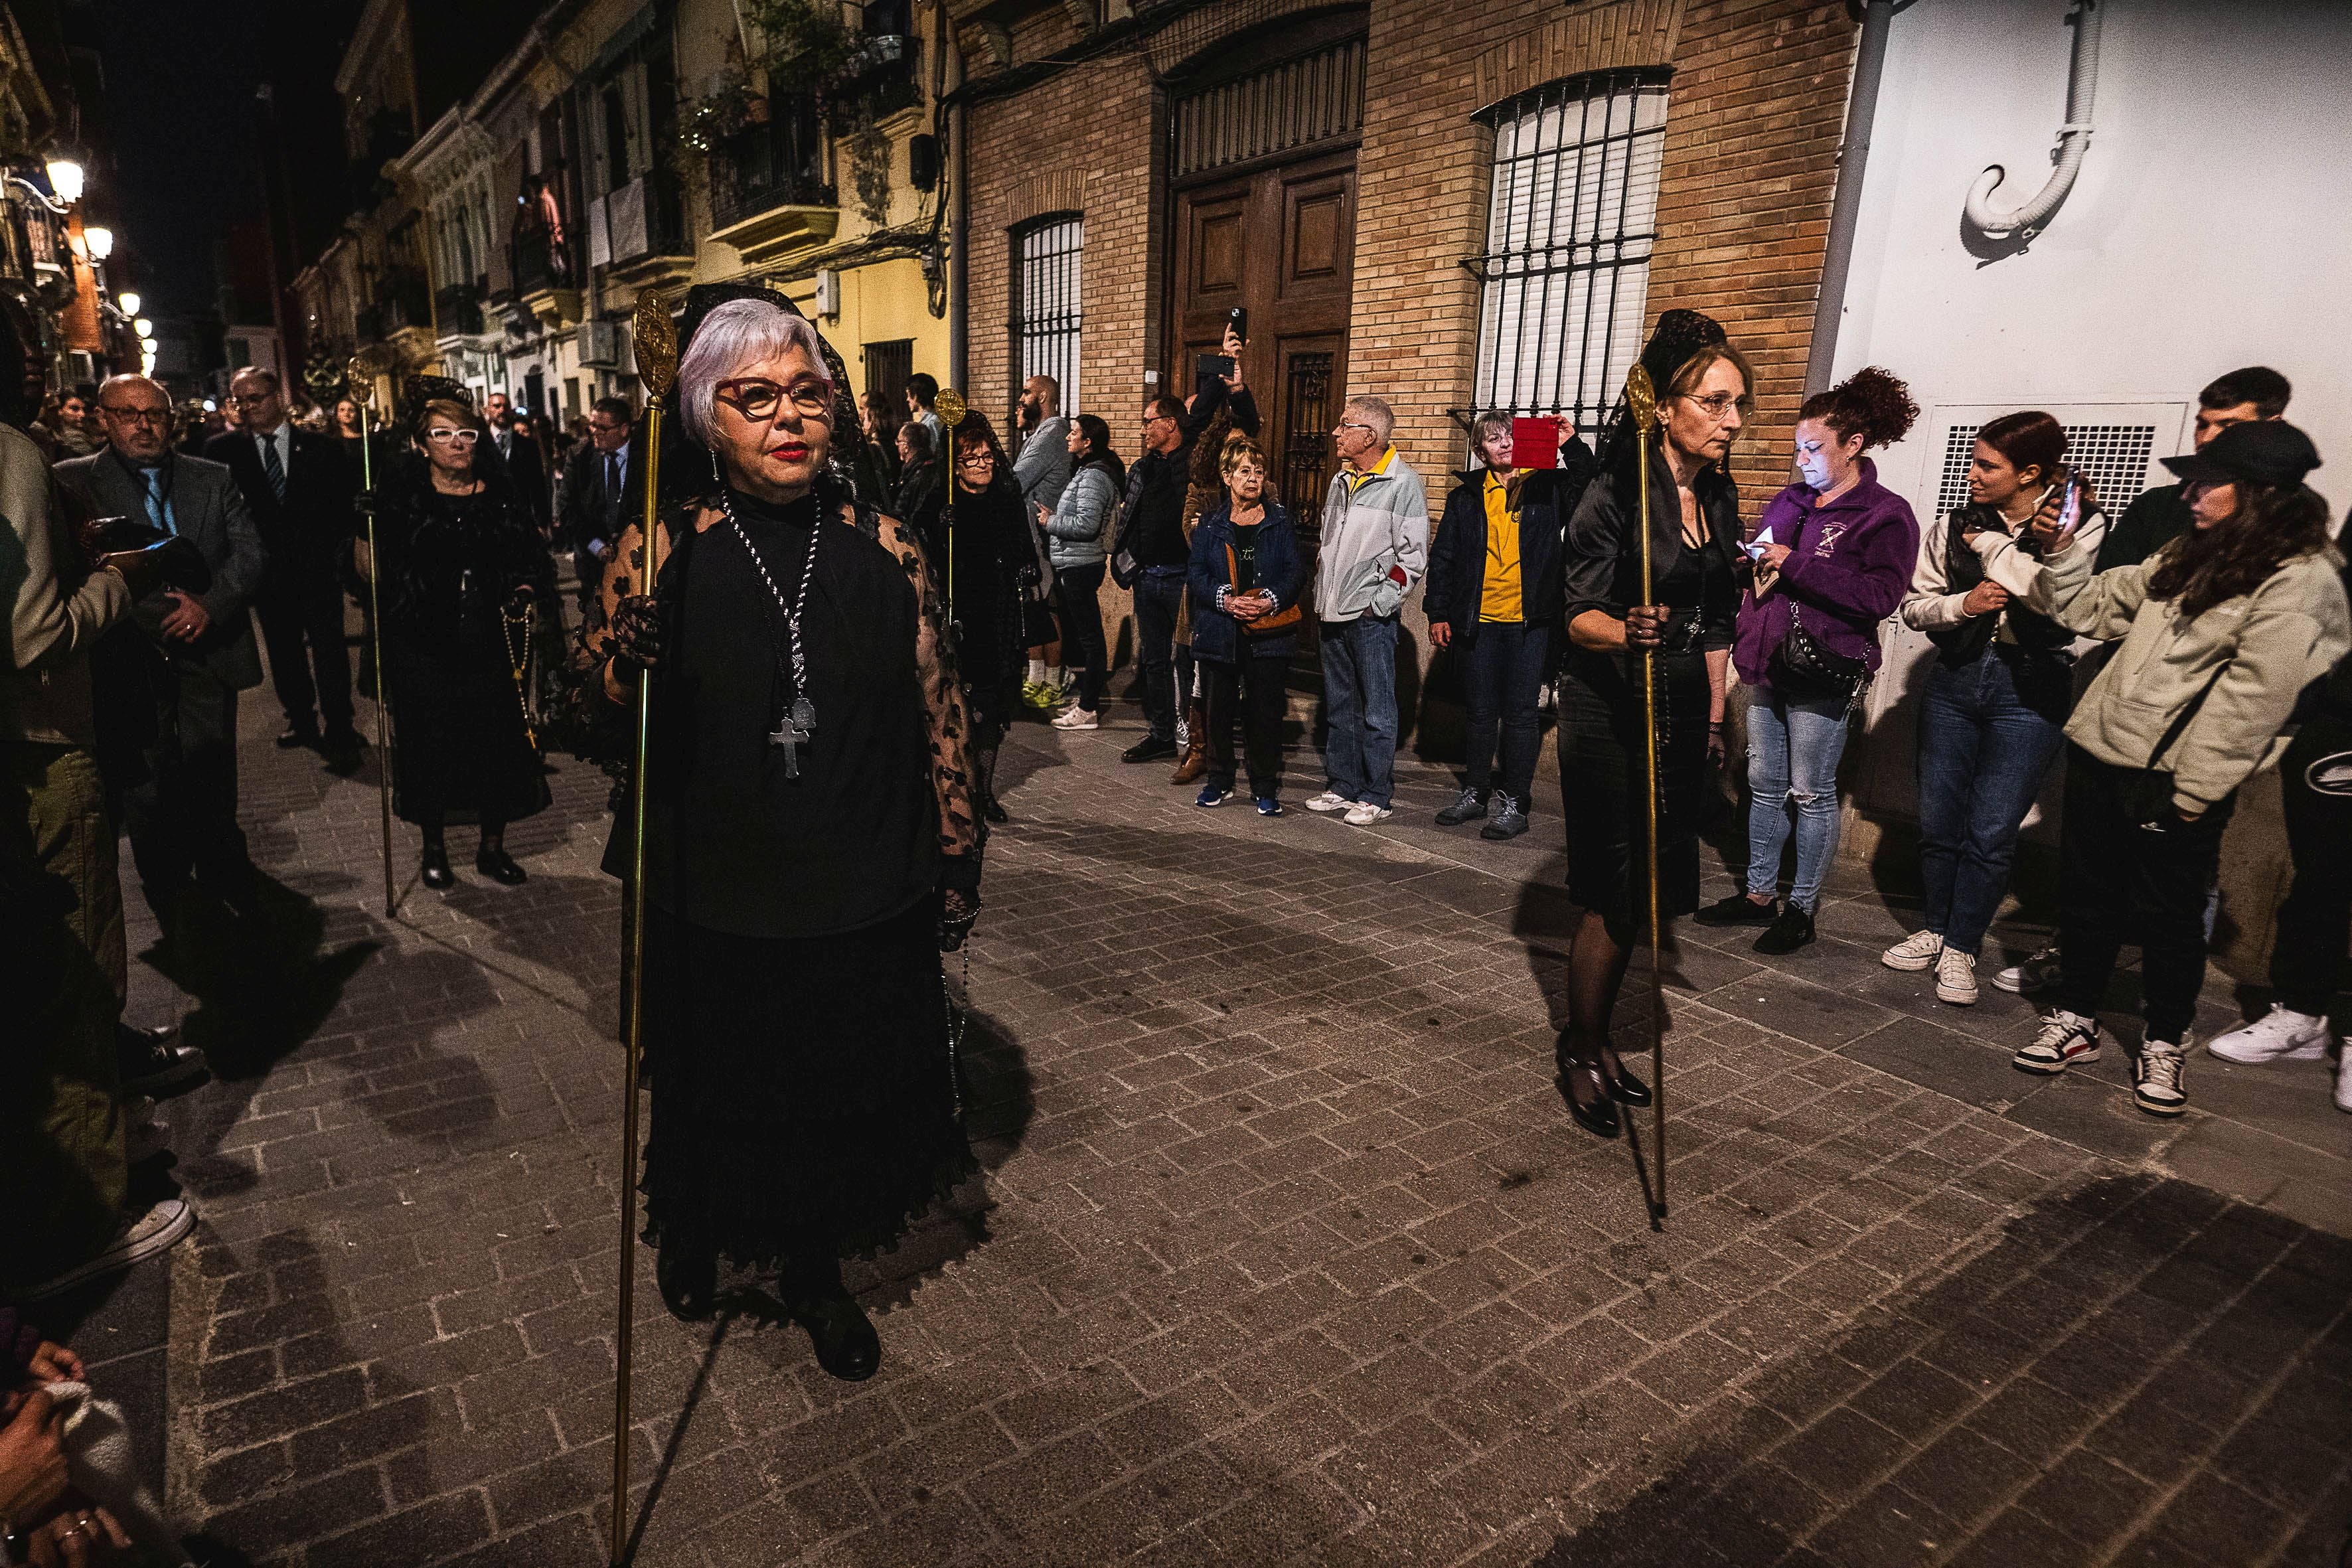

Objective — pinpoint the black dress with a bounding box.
[931,475,1028,744]
[608,489,977,1271]
[375,457,550,827]
[1557,445,1742,926]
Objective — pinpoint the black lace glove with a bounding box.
[939,854,982,951]
[609,594,663,683]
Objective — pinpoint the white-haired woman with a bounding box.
[582,291,980,1381]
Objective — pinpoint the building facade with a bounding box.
[953,0,1856,694]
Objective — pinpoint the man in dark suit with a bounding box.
[485,392,550,534]
[558,395,641,603]
[57,374,268,923]
[209,366,361,771]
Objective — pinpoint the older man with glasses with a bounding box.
[1303,395,1427,826]
[55,373,268,929]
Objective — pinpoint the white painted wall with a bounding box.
[1820,0,2352,834]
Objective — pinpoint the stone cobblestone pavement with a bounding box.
[146,678,2352,1567]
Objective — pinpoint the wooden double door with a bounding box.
[1168,147,1356,533]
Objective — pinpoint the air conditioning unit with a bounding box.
[815,269,840,320]
[579,319,622,367]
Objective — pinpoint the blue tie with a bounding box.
[143,469,175,535]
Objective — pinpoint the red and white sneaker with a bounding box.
[2014,1010,2100,1075]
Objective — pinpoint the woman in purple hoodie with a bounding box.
[1698,368,1921,953]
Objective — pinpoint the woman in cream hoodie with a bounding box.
[1988,420,2347,1117]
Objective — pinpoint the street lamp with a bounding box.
[116,291,138,315]
[83,225,112,260]
[133,317,152,338]
[43,158,83,205]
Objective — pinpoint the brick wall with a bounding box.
[957,0,1856,698]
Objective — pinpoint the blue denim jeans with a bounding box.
[1462,621,1551,803]
[1133,568,1188,743]
[1917,647,2070,955]
[1742,686,1853,914]
[1320,613,1399,806]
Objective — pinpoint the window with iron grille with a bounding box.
[1467,70,1670,439]
[1932,423,2159,519]
[1013,215,1083,415]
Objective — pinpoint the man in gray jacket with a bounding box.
[56,374,268,924]
[1304,395,1427,826]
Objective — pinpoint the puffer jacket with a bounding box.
[1046,459,1117,571]
[2017,530,2352,813]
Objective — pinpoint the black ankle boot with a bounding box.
[475,844,527,886]
[420,838,454,890]
[657,1235,716,1322]
[783,1259,879,1381]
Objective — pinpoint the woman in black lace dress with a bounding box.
[582,289,980,1381]
[373,394,548,888]
[937,412,1030,824]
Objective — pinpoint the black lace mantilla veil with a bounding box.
[657,282,897,531]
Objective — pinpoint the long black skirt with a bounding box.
[386,632,550,827]
[1557,647,1713,926]
[639,898,976,1269]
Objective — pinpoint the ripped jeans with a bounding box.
[1740,685,1855,915]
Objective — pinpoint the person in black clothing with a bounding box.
[1187,437,1304,814]
[2096,366,2289,572]
[894,420,943,532]
[584,287,980,1381]
[208,366,363,771]
[484,393,551,536]
[558,396,641,604]
[1119,329,1259,763]
[374,391,549,890]
[938,412,1031,825]
[1553,311,1750,1140]
[1426,411,1581,840]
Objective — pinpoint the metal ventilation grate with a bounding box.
[1934,423,2159,518]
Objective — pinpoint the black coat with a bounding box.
[1561,442,1743,649]
[558,430,647,588]
[205,426,358,588]
[488,427,550,530]
[1425,467,1572,644]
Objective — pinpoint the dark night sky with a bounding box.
[78,0,364,322]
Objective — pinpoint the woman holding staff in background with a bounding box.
[1552,311,1751,1140]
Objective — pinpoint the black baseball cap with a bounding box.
[2163,419,2321,489]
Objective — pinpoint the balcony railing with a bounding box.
[376,268,431,335]
[435,279,485,337]
[708,104,834,233]
[510,229,574,297]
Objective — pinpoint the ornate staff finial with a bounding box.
[634,290,679,403]
[935,388,968,429]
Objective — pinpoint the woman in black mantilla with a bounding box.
[373,386,549,888]
[1553,311,1752,1138]
[934,410,1031,824]
[583,289,980,1381]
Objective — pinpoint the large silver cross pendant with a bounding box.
[770,696,817,779]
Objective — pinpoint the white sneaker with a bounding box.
[1881,929,1944,972]
[2134,1040,2190,1117]
[1342,802,1394,826]
[2205,1004,2330,1064]
[1050,705,1099,731]
[1934,948,1979,1006]
[20,1198,195,1300]
[1304,791,1354,813]
[1992,945,2062,995]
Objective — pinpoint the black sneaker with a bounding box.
[1435,787,1488,826]
[1753,903,1816,955]
[1695,892,1778,927]
[1480,793,1529,839]
[1121,736,1177,764]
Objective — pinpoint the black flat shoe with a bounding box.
[657,1238,716,1323]
[797,1289,881,1381]
[420,842,455,890]
[1753,903,1816,955]
[1555,1045,1621,1139]
[982,799,1009,824]
[1695,892,1778,927]
[475,846,528,886]
[1599,1047,1652,1107]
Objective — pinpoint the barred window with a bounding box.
[1014,215,1082,414]
[1468,70,1670,439]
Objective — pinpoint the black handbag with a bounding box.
[2118,666,2228,828]
[1768,601,1869,706]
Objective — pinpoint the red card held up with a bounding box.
[1511,417,1558,469]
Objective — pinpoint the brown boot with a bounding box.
[1170,699,1208,785]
